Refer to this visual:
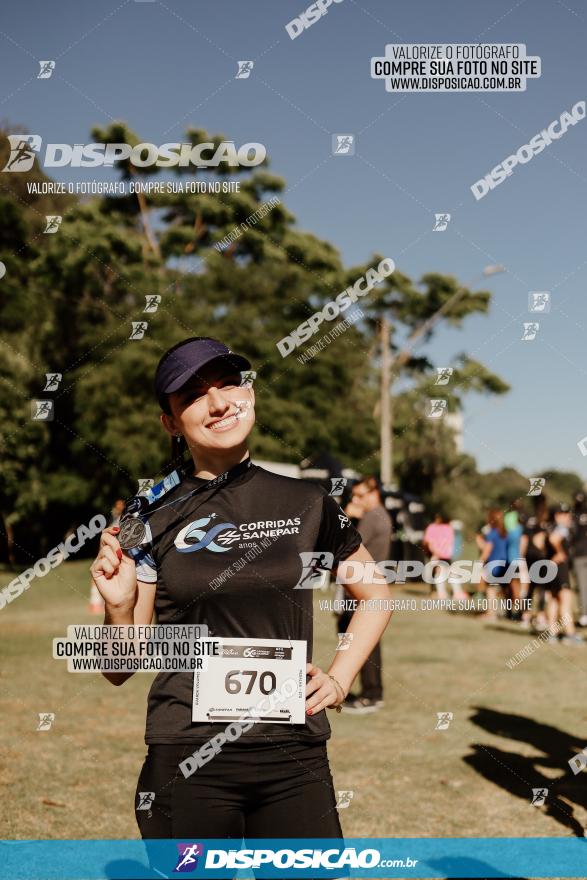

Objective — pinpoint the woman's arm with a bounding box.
[344,500,363,520]
[479,538,493,563]
[90,525,156,686]
[325,543,392,697]
[475,532,486,553]
[101,580,156,686]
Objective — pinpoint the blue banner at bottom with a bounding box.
[1,838,586,879]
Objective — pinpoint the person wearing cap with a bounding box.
[545,504,583,645]
[90,336,393,841]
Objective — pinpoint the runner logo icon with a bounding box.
[174,843,204,873]
[174,516,238,553]
[2,135,42,172]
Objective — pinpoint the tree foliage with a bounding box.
[0,121,571,556]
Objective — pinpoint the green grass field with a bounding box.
[1,559,586,847]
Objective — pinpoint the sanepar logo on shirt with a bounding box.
[174,516,301,554]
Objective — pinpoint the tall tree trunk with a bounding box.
[380,317,392,487]
[129,168,161,258]
[4,517,15,566]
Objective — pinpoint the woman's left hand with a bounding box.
[305,663,344,715]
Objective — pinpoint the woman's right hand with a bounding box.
[90,526,137,612]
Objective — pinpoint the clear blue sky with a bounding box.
[2,0,586,479]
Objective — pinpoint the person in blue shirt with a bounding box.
[477,509,509,620]
[504,504,524,620]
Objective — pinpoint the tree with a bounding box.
[342,258,510,486]
[0,124,378,556]
[0,121,579,556]
[0,130,74,558]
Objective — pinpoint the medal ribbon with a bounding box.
[119,457,252,550]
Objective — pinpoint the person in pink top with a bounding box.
[423,514,455,597]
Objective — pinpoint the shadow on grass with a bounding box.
[465,707,587,837]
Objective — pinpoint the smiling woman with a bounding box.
[89,335,393,850]
[156,337,254,464]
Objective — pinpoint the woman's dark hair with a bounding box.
[164,433,189,477]
[487,508,507,537]
[356,475,382,498]
[171,434,187,459]
[157,339,208,472]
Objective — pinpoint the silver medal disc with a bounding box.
[118,517,147,550]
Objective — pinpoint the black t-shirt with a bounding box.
[522,517,547,564]
[129,463,362,745]
[572,511,587,557]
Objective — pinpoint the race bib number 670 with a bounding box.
[192,638,306,724]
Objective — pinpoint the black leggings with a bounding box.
[135,740,343,839]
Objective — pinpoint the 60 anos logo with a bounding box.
[174,517,238,554]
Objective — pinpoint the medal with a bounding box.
[118,516,147,550]
[118,458,252,550]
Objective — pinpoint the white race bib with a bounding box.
[192,637,306,724]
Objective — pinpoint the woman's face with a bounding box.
[161,360,255,454]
